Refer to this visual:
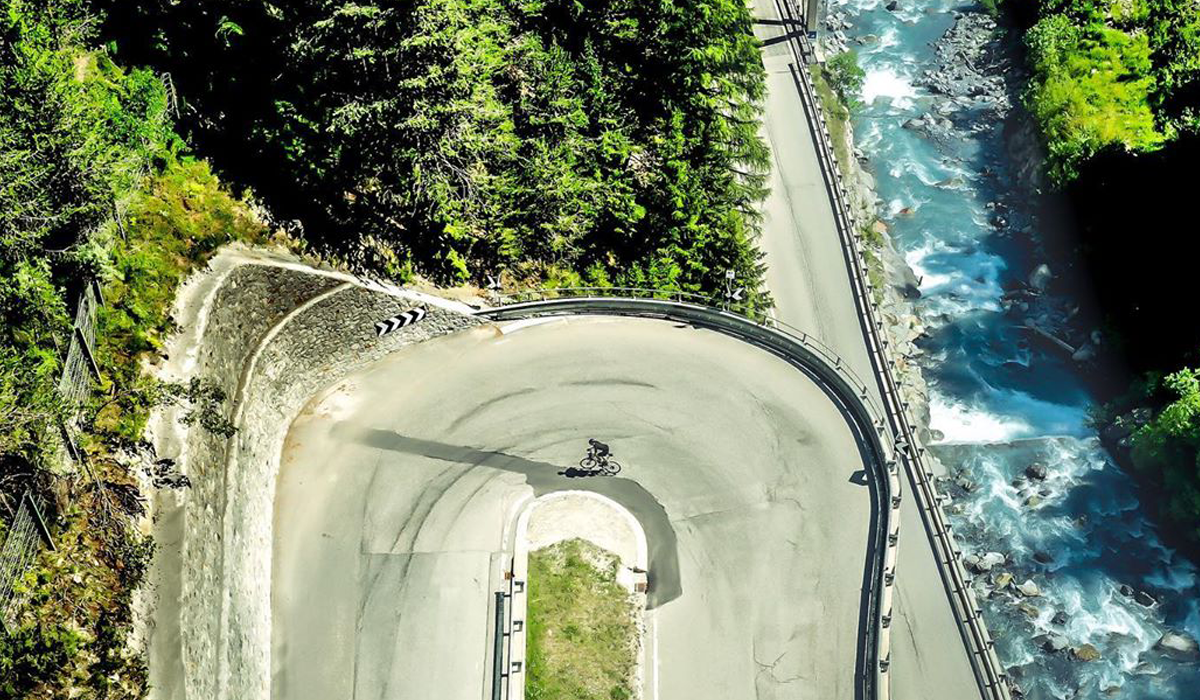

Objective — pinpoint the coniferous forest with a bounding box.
[0,0,768,695]
[98,0,771,292]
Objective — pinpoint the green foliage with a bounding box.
[96,0,772,305]
[93,158,263,442]
[0,618,83,698]
[811,63,854,180]
[1132,367,1200,544]
[1022,0,1200,183]
[824,50,866,112]
[980,0,1004,18]
[0,1,260,696]
[1025,17,1164,182]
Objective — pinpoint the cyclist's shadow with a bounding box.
[558,466,606,479]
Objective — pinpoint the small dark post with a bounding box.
[806,0,822,36]
[492,591,505,700]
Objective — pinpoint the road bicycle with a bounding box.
[579,454,621,476]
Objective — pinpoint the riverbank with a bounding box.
[810,52,937,448]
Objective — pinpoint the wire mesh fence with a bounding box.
[56,283,102,462]
[1,281,102,635]
[0,492,52,634]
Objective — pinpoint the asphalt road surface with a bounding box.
[271,316,875,700]
[752,4,981,699]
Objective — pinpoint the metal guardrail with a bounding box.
[774,0,1012,695]
[479,295,901,700]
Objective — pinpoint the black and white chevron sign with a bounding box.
[375,307,426,337]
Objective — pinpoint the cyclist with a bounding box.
[588,438,611,462]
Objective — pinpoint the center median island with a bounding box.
[527,539,640,700]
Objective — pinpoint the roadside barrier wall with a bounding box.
[159,254,480,700]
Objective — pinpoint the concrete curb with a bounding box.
[508,491,651,700]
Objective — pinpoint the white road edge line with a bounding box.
[498,317,566,335]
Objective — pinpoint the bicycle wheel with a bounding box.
[579,456,600,471]
[602,460,621,476]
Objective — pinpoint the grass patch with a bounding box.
[811,62,856,181]
[527,539,638,700]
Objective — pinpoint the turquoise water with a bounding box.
[832,2,1200,697]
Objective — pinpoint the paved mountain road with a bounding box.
[271,316,873,700]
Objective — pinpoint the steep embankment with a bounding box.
[94,0,771,298]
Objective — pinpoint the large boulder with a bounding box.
[979,551,1006,571]
[1157,631,1200,659]
[1017,579,1041,597]
[1025,463,1048,481]
[1072,644,1101,662]
[1028,263,1052,291]
[966,551,1006,573]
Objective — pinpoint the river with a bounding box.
[825,1,1200,697]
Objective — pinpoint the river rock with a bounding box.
[1156,631,1200,659]
[1029,263,1052,291]
[992,572,1014,590]
[885,0,899,10]
[1023,494,1042,508]
[980,551,1006,570]
[1037,633,1069,653]
[1072,343,1096,363]
[1072,643,1101,662]
[858,169,876,193]
[965,552,1005,573]
[1017,579,1041,597]
[1033,551,1054,565]
[1019,603,1040,619]
[1025,462,1048,481]
[1135,590,1157,607]
[1052,611,1069,625]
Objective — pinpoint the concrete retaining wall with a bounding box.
[151,249,481,700]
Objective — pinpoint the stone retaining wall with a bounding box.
[156,251,481,700]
